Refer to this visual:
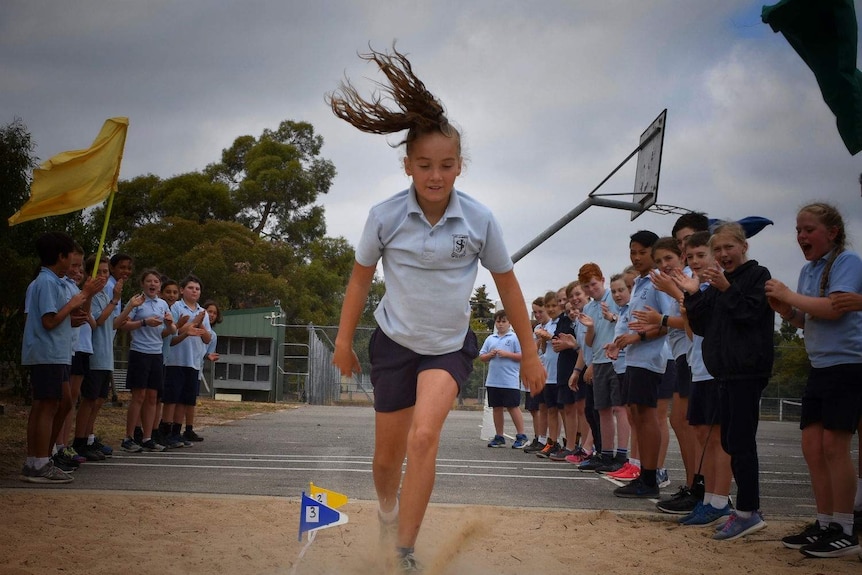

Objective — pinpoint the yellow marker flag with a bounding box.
[8,117,129,226]
[309,482,349,509]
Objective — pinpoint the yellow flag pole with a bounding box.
[91,190,116,278]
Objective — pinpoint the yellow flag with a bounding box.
[8,117,129,226]
[309,482,349,509]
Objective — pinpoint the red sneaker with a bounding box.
[607,462,640,481]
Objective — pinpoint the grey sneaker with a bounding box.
[23,461,74,484]
[141,439,165,452]
[121,437,143,453]
[397,552,422,573]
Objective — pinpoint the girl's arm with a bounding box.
[765,278,843,323]
[491,269,546,394]
[333,262,376,376]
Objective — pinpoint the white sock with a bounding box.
[703,492,714,505]
[855,479,862,510]
[379,500,399,523]
[833,512,854,536]
[735,510,752,519]
[816,513,832,528]
[34,457,50,469]
[538,436,547,445]
[25,457,36,468]
[88,434,96,445]
[630,458,641,468]
[710,494,729,509]
[51,444,58,456]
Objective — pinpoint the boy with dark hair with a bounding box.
[20,232,104,483]
[480,309,527,448]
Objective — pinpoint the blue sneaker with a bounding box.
[713,511,766,540]
[487,435,506,448]
[678,500,706,524]
[682,503,732,527]
[511,434,529,449]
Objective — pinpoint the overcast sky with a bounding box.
[3,1,861,314]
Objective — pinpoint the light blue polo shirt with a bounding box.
[584,289,620,364]
[612,303,629,375]
[797,250,862,367]
[624,273,673,373]
[664,268,692,360]
[686,282,712,382]
[539,317,560,384]
[22,267,72,365]
[575,315,593,366]
[356,186,513,356]
[166,299,212,369]
[128,296,171,354]
[480,329,522,389]
[63,276,81,362]
[90,291,118,371]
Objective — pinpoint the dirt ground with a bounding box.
[1,490,859,575]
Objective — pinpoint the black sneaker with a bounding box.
[183,429,204,442]
[782,521,825,549]
[595,454,627,474]
[577,453,607,472]
[52,452,79,472]
[141,439,165,452]
[855,510,862,533]
[613,477,659,499]
[79,444,106,461]
[655,486,699,515]
[548,448,572,462]
[522,438,544,453]
[799,522,860,558]
[536,441,561,459]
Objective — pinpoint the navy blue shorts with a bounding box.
[81,369,112,400]
[487,387,521,408]
[543,383,561,409]
[525,390,544,411]
[164,366,201,406]
[687,379,720,426]
[800,364,862,433]
[657,360,676,400]
[593,363,622,410]
[71,351,91,377]
[674,354,692,398]
[623,366,661,408]
[126,350,164,392]
[29,364,70,401]
[369,328,478,413]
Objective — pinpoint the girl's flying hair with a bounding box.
[328,44,459,153]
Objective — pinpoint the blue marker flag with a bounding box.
[708,216,773,238]
[298,492,348,542]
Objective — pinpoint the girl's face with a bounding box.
[68,252,84,283]
[206,304,219,325]
[569,286,587,311]
[161,284,180,306]
[653,248,683,275]
[96,262,110,280]
[404,131,462,214]
[629,241,655,275]
[544,299,559,318]
[532,304,547,324]
[796,211,838,262]
[182,281,202,304]
[685,245,713,275]
[565,302,578,321]
[711,233,747,273]
[141,273,161,297]
[610,279,630,306]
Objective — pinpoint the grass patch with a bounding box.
[0,386,294,479]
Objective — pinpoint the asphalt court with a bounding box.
[4,405,855,518]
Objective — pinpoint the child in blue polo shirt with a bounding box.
[20,232,104,483]
[328,45,545,573]
[480,310,526,448]
[767,203,862,558]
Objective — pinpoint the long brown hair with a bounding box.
[327,44,460,154]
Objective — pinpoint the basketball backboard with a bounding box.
[631,108,666,220]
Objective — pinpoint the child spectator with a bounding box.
[766,203,862,557]
[480,310,527,448]
[678,221,774,540]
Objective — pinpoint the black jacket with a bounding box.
[684,260,775,381]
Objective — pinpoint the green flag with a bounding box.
[763,0,862,155]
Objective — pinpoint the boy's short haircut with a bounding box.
[532,296,545,307]
[35,231,77,266]
[578,262,603,285]
[493,309,507,322]
[630,230,659,248]
[85,254,109,276]
[609,273,624,284]
[543,290,556,305]
[109,253,132,268]
[685,230,711,250]
[671,212,710,236]
[180,274,203,290]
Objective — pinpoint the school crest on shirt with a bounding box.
[451,234,468,258]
